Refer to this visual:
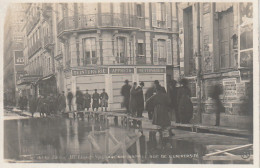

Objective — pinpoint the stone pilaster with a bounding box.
[145,32,151,64]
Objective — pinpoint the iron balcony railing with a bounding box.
[26,12,41,35]
[57,13,145,35]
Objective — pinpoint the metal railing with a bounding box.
[43,35,54,48]
[28,40,42,57]
[57,13,145,35]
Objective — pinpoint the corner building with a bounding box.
[57,3,179,111]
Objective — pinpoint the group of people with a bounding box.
[28,92,67,117]
[66,87,109,112]
[121,78,194,129]
[18,95,28,111]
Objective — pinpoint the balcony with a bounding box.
[28,40,42,58]
[57,13,145,36]
[136,56,146,65]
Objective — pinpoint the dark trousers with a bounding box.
[148,110,153,120]
[137,109,143,117]
[216,111,220,126]
[68,100,72,111]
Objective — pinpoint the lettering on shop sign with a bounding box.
[72,68,108,76]
[137,68,165,73]
[109,68,134,74]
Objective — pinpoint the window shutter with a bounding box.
[153,39,158,65]
[152,3,157,27]
[166,3,171,28]
[166,39,172,65]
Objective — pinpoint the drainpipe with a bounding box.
[197,3,202,124]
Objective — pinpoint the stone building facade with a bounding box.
[176,2,253,128]
[4,4,28,105]
[56,2,179,110]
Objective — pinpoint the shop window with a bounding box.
[136,4,142,17]
[116,37,127,64]
[218,7,234,69]
[183,6,195,76]
[83,38,97,65]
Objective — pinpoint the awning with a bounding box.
[37,74,56,83]
[215,3,233,12]
[17,75,42,86]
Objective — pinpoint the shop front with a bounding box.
[64,66,167,111]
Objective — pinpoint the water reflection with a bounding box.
[4,118,205,163]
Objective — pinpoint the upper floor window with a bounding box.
[158,39,166,65]
[136,4,142,17]
[83,38,97,65]
[218,7,234,69]
[116,37,127,64]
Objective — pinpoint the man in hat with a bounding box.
[67,88,73,112]
[136,81,145,118]
[92,89,100,111]
[100,89,109,112]
[84,89,91,111]
[121,79,131,114]
[154,80,166,93]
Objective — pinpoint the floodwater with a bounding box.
[4,117,206,163]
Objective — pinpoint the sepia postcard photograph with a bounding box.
[0,0,259,167]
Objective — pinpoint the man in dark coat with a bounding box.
[209,84,225,126]
[154,80,166,93]
[121,80,131,114]
[136,82,145,118]
[37,95,46,117]
[145,83,155,120]
[23,95,28,111]
[177,78,193,124]
[76,87,84,111]
[147,85,171,129]
[100,89,109,112]
[48,94,56,114]
[84,89,91,111]
[29,95,37,117]
[92,89,100,111]
[58,91,66,113]
[67,88,73,112]
[18,95,24,111]
[129,82,137,116]
[168,80,178,122]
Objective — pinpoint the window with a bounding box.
[138,43,144,56]
[218,8,234,69]
[83,38,97,65]
[156,3,166,21]
[158,39,166,64]
[116,37,126,64]
[136,4,142,17]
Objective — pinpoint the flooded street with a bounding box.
[4,115,251,164]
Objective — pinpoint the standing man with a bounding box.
[67,88,73,112]
[121,80,131,114]
[58,91,66,114]
[154,80,166,93]
[28,95,37,117]
[136,82,145,118]
[145,83,156,120]
[168,80,178,122]
[84,89,91,111]
[129,82,137,116]
[76,87,84,111]
[92,89,100,111]
[100,89,109,112]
